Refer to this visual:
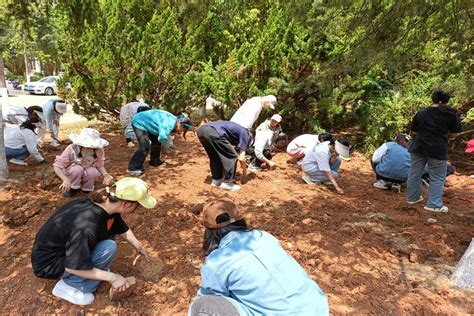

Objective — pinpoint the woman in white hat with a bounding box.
[53,128,113,197]
[31,177,156,306]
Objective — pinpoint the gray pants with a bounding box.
[189,296,240,316]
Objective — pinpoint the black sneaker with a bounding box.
[63,188,80,197]
[149,160,166,168]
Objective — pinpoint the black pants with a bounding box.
[371,161,405,184]
[197,125,238,183]
[128,126,162,171]
[248,147,272,168]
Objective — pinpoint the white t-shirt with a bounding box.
[230,97,264,129]
[301,141,331,173]
[287,134,320,156]
[4,126,44,161]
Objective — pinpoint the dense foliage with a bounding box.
[3,0,473,151]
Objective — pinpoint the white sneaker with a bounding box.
[424,205,448,213]
[407,196,423,205]
[373,179,388,190]
[248,165,262,173]
[127,169,143,176]
[302,175,319,185]
[220,182,241,191]
[9,158,28,166]
[52,279,94,305]
[211,179,222,187]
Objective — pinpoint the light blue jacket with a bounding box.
[131,109,177,147]
[42,99,63,135]
[376,142,411,181]
[195,230,329,315]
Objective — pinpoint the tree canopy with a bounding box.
[3,0,473,151]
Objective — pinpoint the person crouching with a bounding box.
[31,177,156,306]
[189,198,329,316]
[53,128,113,197]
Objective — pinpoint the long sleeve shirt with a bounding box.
[132,109,177,148]
[53,144,105,169]
[230,97,264,129]
[196,230,329,315]
[253,131,273,160]
[4,126,44,161]
[42,99,63,137]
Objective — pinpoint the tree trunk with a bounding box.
[450,238,474,289]
[0,49,10,179]
[23,33,30,83]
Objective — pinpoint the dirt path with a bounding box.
[0,125,473,314]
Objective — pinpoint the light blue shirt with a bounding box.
[42,99,62,134]
[131,109,177,147]
[196,230,329,315]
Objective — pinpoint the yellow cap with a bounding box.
[114,177,156,209]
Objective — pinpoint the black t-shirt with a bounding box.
[408,106,463,160]
[31,198,129,279]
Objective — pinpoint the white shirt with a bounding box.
[230,97,264,129]
[371,143,388,163]
[4,126,44,161]
[287,134,320,156]
[301,141,331,173]
[253,131,273,160]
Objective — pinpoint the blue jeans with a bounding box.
[5,146,30,160]
[407,153,447,208]
[305,157,341,182]
[62,239,117,293]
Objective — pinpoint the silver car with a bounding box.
[24,76,59,95]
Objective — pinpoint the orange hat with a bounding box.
[202,198,244,228]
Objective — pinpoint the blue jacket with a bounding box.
[376,142,410,181]
[195,230,329,315]
[132,109,177,147]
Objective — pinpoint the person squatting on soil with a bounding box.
[42,99,68,147]
[197,120,251,192]
[406,89,463,213]
[2,105,46,145]
[255,114,283,146]
[54,128,113,197]
[189,198,329,316]
[301,139,350,194]
[4,116,47,166]
[119,101,150,145]
[247,130,276,172]
[127,109,192,176]
[31,177,156,306]
[372,134,455,192]
[287,133,333,160]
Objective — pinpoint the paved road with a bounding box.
[3,90,87,124]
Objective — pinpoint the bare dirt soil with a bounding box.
[0,124,473,315]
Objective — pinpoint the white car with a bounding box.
[24,76,59,95]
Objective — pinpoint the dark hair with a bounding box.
[20,117,40,133]
[337,138,350,147]
[318,132,333,142]
[90,187,120,203]
[137,106,150,113]
[26,105,43,117]
[431,89,451,105]
[202,219,249,256]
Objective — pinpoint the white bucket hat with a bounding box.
[335,140,350,161]
[69,128,109,149]
[54,101,68,114]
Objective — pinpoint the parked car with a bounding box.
[23,76,59,95]
[0,80,14,96]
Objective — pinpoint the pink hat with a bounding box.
[465,139,474,153]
